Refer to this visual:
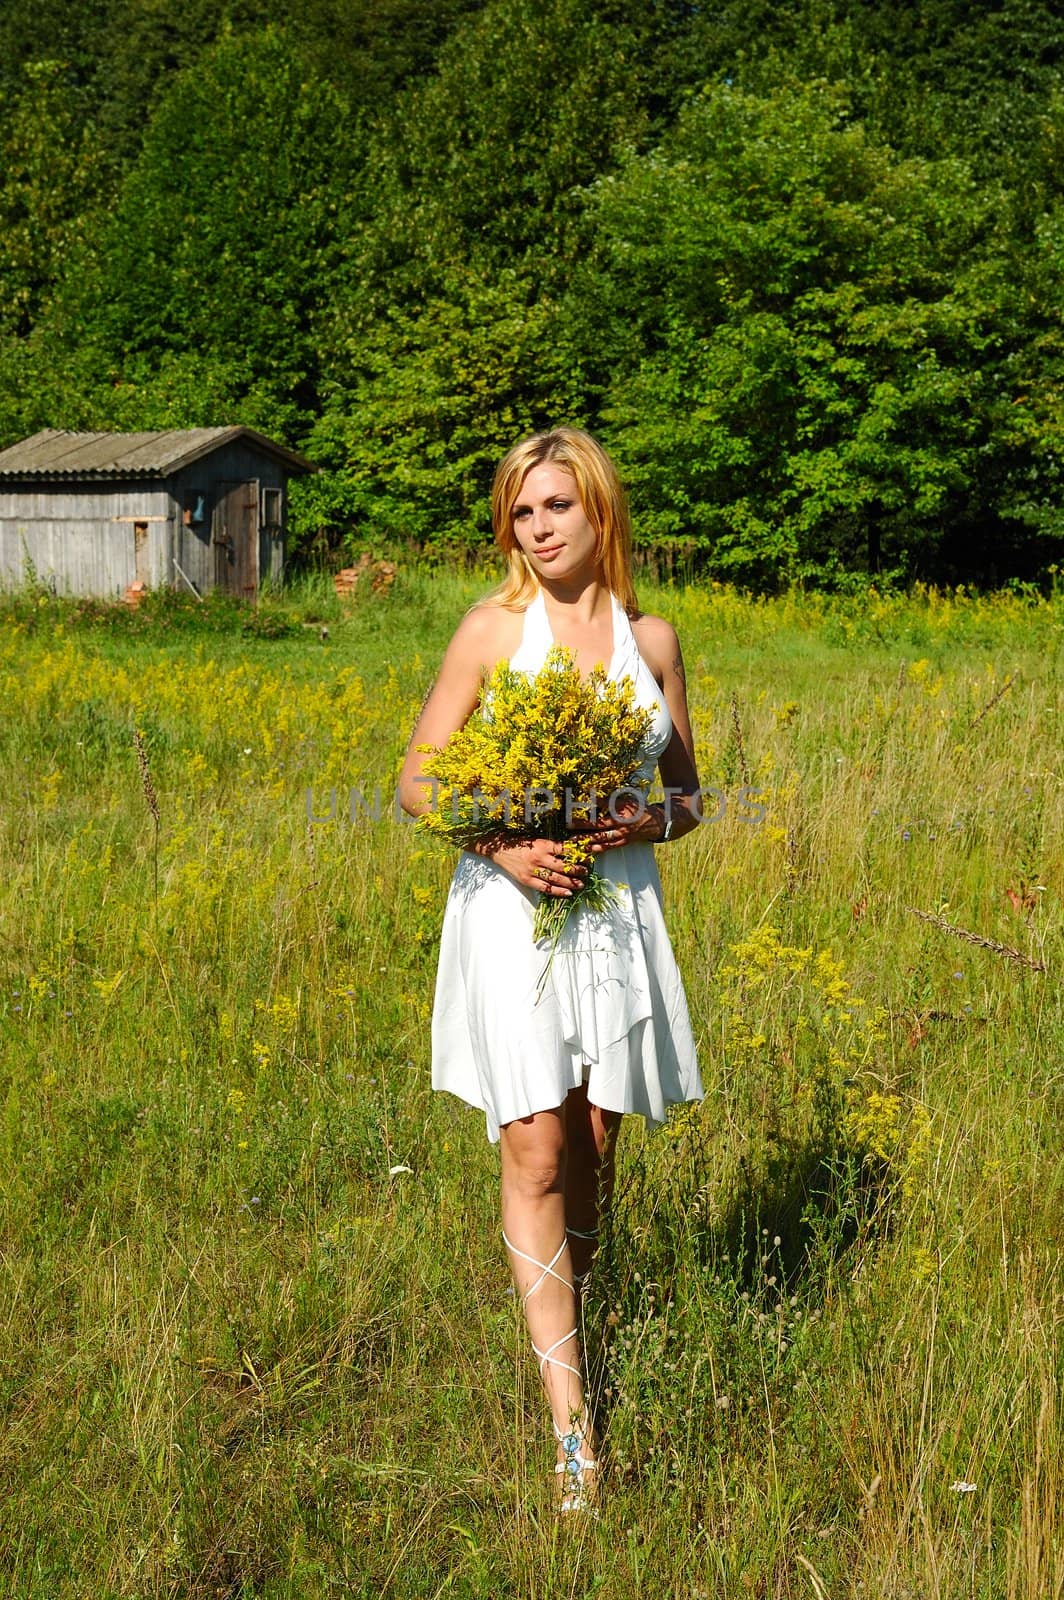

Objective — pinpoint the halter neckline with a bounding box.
[529,588,625,681]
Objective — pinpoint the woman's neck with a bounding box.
[537,572,611,629]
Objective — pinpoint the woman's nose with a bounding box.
[532,507,552,537]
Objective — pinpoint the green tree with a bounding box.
[0,0,484,165]
[563,82,1029,583]
[58,29,366,438]
[303,0,683,552]
[0,61,102,337]
[663,0,1064,179]
[0,60,108,447]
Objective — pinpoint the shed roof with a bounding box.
[0,427,315,480]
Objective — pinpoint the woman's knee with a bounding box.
[508,1160,565,1201]
[500,1111,566,1197]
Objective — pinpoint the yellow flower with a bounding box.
[911,1247,938,1282]
[418,645,654,845]
[845,1091,903,1162]
[92,970,126,1002]
[254,993,298,1031]
[40,770,62,810]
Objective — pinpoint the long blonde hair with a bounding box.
[485,428,638,614]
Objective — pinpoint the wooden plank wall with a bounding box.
[0,482,172,597]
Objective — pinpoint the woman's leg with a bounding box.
[563,1084,621,1287]
[499,1108,591,1465]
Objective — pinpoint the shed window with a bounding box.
[261,487,283,530]
[184,490,206,526]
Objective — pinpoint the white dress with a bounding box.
[430,589,703,1143]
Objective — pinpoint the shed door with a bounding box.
[133,522,149,584]
[212,480,260,597]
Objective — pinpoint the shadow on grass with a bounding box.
[610,1109,894,1302]
[584,1116,897,1450]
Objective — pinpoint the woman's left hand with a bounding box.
[569,798,665,853]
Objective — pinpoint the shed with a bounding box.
[0,427,316,601]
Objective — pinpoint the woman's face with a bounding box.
[511,462,599,582]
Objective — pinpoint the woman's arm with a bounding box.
[397,607,499,818]
[643,615,702,843]
[397,607,587,898]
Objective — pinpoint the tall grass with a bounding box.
[0,574,1060,1597]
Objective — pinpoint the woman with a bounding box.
[398,428,703,1513]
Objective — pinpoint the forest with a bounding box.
[2,0,1063,586]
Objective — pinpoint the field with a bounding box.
[1,571,1061,1599]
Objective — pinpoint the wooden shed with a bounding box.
[0,427,316,601]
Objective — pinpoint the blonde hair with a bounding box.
[485,428,637,614]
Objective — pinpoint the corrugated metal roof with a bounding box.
[0,427,315,479]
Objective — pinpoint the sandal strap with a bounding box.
[531,1326,580,1383]
[502,1231,582,1383]
[566,1225,598,1293]
[553,1418,596,1469]
[501,1231,570,1304]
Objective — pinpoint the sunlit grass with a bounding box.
[0,573,1061,1597]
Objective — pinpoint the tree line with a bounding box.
[1,0,1062,586]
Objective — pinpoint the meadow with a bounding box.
[0,569,1061,1599]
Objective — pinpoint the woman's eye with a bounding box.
[550,500,571,512]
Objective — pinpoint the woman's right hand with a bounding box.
[477,835,588,898]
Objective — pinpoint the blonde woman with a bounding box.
[399,428,703,1513]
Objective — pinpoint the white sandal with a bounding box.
[554,1418,599,1515]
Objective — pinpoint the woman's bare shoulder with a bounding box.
[630,609,683,671]
[448,599,526,672]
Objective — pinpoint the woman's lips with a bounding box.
[535,545,564,560]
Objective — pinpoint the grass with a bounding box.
[0,568,1061,1597]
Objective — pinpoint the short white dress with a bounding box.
[431,589,703,1143]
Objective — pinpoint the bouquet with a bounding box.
[417,645,654,950]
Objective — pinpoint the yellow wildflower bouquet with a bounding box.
[417,645,654,946]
